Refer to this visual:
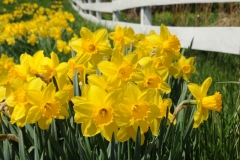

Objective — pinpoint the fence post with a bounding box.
[77,0,83,13]
[140,6,152,25]
[96,0,102,20]
[88,0,93,15]
[112,0,120,21]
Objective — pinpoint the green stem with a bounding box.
[171,100,197,123]
[128,140,131,160]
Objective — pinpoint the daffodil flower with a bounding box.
[114,83,159,143]
[171,55,196,81]
[26,82,69,130]
[109,24,132,51]
[5,78,42,127]
[71,85,121,141]
[69,27,112,68]
[39,52,69,80]
[98,48,142,90]
[146,24,181,61]
[135,60,170,94]
[188,77,222,128]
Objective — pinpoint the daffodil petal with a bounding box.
[38,117,52,130]
[43,83,55,102]
[111,48,124,66]
[159,24,170,41]
[80,27,94,39]
[56,62,69,78]
[82,118,99,136]
[27,78,42,90]
[94,28,108,44]
[101,121,118,141]
[26,105,41,123]
[88,85,106,106]
[69,39,83,53]
[98,61,117,76]
[124,83,139,104]
[5,94,15,107]
[0,86,6,102]
[55,90,68,104]
[145,34,161,46]
[73,102,95,119]
[11,104,26,122]
[188,83,201,99]
[51,52,59,68]
[150,119,160,136]
[201,77,212,97]
[117,126,131,142]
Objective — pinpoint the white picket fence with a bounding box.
[70,0,240,55]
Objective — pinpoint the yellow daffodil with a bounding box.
[25,50,45,75]
[114,83,159,141]
[27,33,38,46]
[71,85,121,141]
[5,78,42,127]
[146,24,181,61]
[98,48,141,90]
[39,52,69,80]
[136,60,170,94]
[0,54,15,85]
[109,24,132,51]
[26,82,69,130]
[69,27,112,67]
[188,77,222,128]
[171,55,196,81]
[14,53,34,81]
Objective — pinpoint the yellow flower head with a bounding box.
[146,24,181,61]
[171,55,196,81]
[69,27,112,66]
[109,25,132,51]
[71,85,120,141]
[188,77,223,128]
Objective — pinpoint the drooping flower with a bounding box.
[187,77,222,128]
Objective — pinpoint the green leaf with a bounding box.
[18,128,26,160]
[96,133,108,160]
[134,126,141,160]
[34,127,39,160]
[49,134,66,159]
[110,132,116,160]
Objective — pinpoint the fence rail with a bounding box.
[70,0,240,55]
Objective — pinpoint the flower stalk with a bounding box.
[171,100,197,123]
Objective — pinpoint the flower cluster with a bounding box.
[0,24,222,144]
[0,1,74,54]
